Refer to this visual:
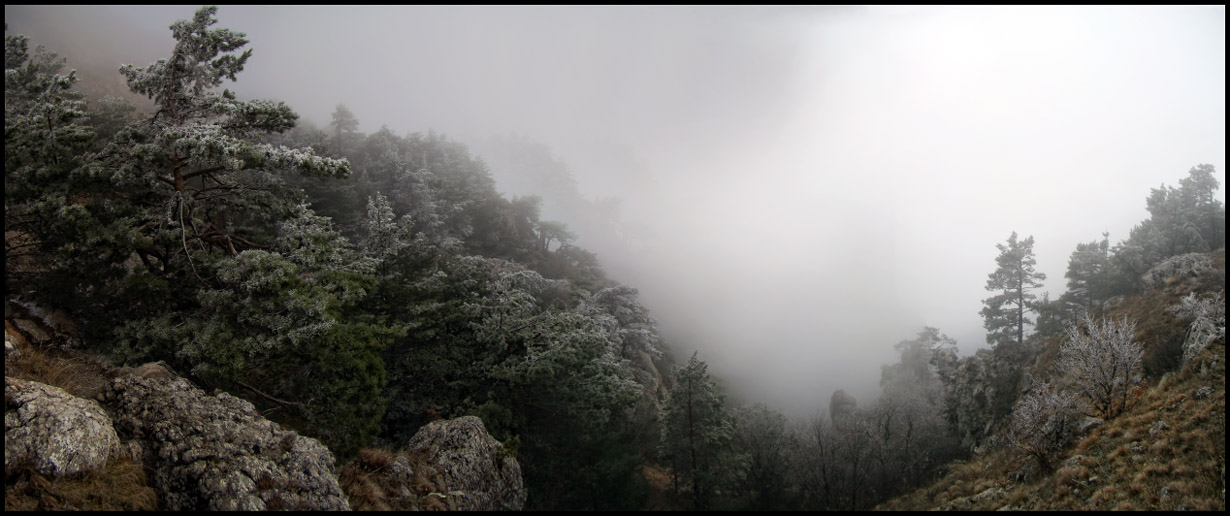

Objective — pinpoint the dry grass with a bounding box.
[5,323,119,400]
[4,457,158,511]
[642,462,690,510]
[877,251,1226,512]
[338,446,452,511]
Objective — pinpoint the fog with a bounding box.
[6,5,1225,418]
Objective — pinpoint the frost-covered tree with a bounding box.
[1110,165,1226,292]
[591,285,661,360]
[980,232,1047,349]
[659,351,739,510]
[1065,233,1111,313]
[105,5,348,275]
[1056,315,1142,418]
[116,203,399,457]
[4,26,101,291]
[733,403,795,509]
[535,219,574,252]
[1001,382,1085,472]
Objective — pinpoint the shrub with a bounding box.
[1057,315,1143,418]
[1002,382,1085,472]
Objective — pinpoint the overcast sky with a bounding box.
[6,5,1225,417]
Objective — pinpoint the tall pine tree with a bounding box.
[980,232,1047,349]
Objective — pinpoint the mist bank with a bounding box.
[5,4,1224,417]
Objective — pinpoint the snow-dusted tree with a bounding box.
[535,219,575,252]
[360,192,407,265]
[659,351,739,510]
[733,403,796,509]
[1177,164,1225,251]
[1170,290,1226,322]
[1056,315,1143,418]
[1002,381,1085,472]
[1065,233,1112,313]
[980,232,1047,349]
[1111,165,1226,292]
[117,202,398,457]
[4,26,96,290]
[591,284,662,360]
[105,5,348,273]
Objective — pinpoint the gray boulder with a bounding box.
[1142,252,1212,290]
[1076,416,1104,436]
[405,415,526,510]
[4,326,19,360]
[102,373,350,511]
[5,377,119,476]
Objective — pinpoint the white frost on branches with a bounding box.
[1056,315,1142,418]
[1170,290,1226,364]
[1002,382,1085,471]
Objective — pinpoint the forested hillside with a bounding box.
[5,6,1225,512]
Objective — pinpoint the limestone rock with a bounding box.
[1142,252,1212,290]
[405,415,526,510]
[102,373,350,511]
[1077,416,1104,436]
[6,298,80,349]
[5,377,119,476]
[4,325,19,360]
[1182,316,1224,365]
[829,390,858,422]
[940,344,1034,450]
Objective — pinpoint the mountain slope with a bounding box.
[878,250,1225,511]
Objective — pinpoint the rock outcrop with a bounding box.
[405,415,527,510]
[102,374,350,511]
[6,295,529,511]
[829,389,857,421]
[5,377,120,476]
[6,298,80,349]
[939,342,1037,450]
[1142,252,1213,290]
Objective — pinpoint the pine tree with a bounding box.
[980,232,1047,349]
[1064,232,1111,314]
[105,5,348,280]
[659,351,738,510]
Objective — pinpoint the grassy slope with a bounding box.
[878,250,1226,511]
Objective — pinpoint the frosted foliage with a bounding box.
[277,203,373,274]
[1003,382,1085,471]
[5,33,93,198]
[1057,315,1143,418]
[361,193,407,261]
[1170,291,1226,363]
[1170,291,1226,321]
[593,285,662,359]
[463,261,555,349]
[119,6,251,113]
[108,5,347,245]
